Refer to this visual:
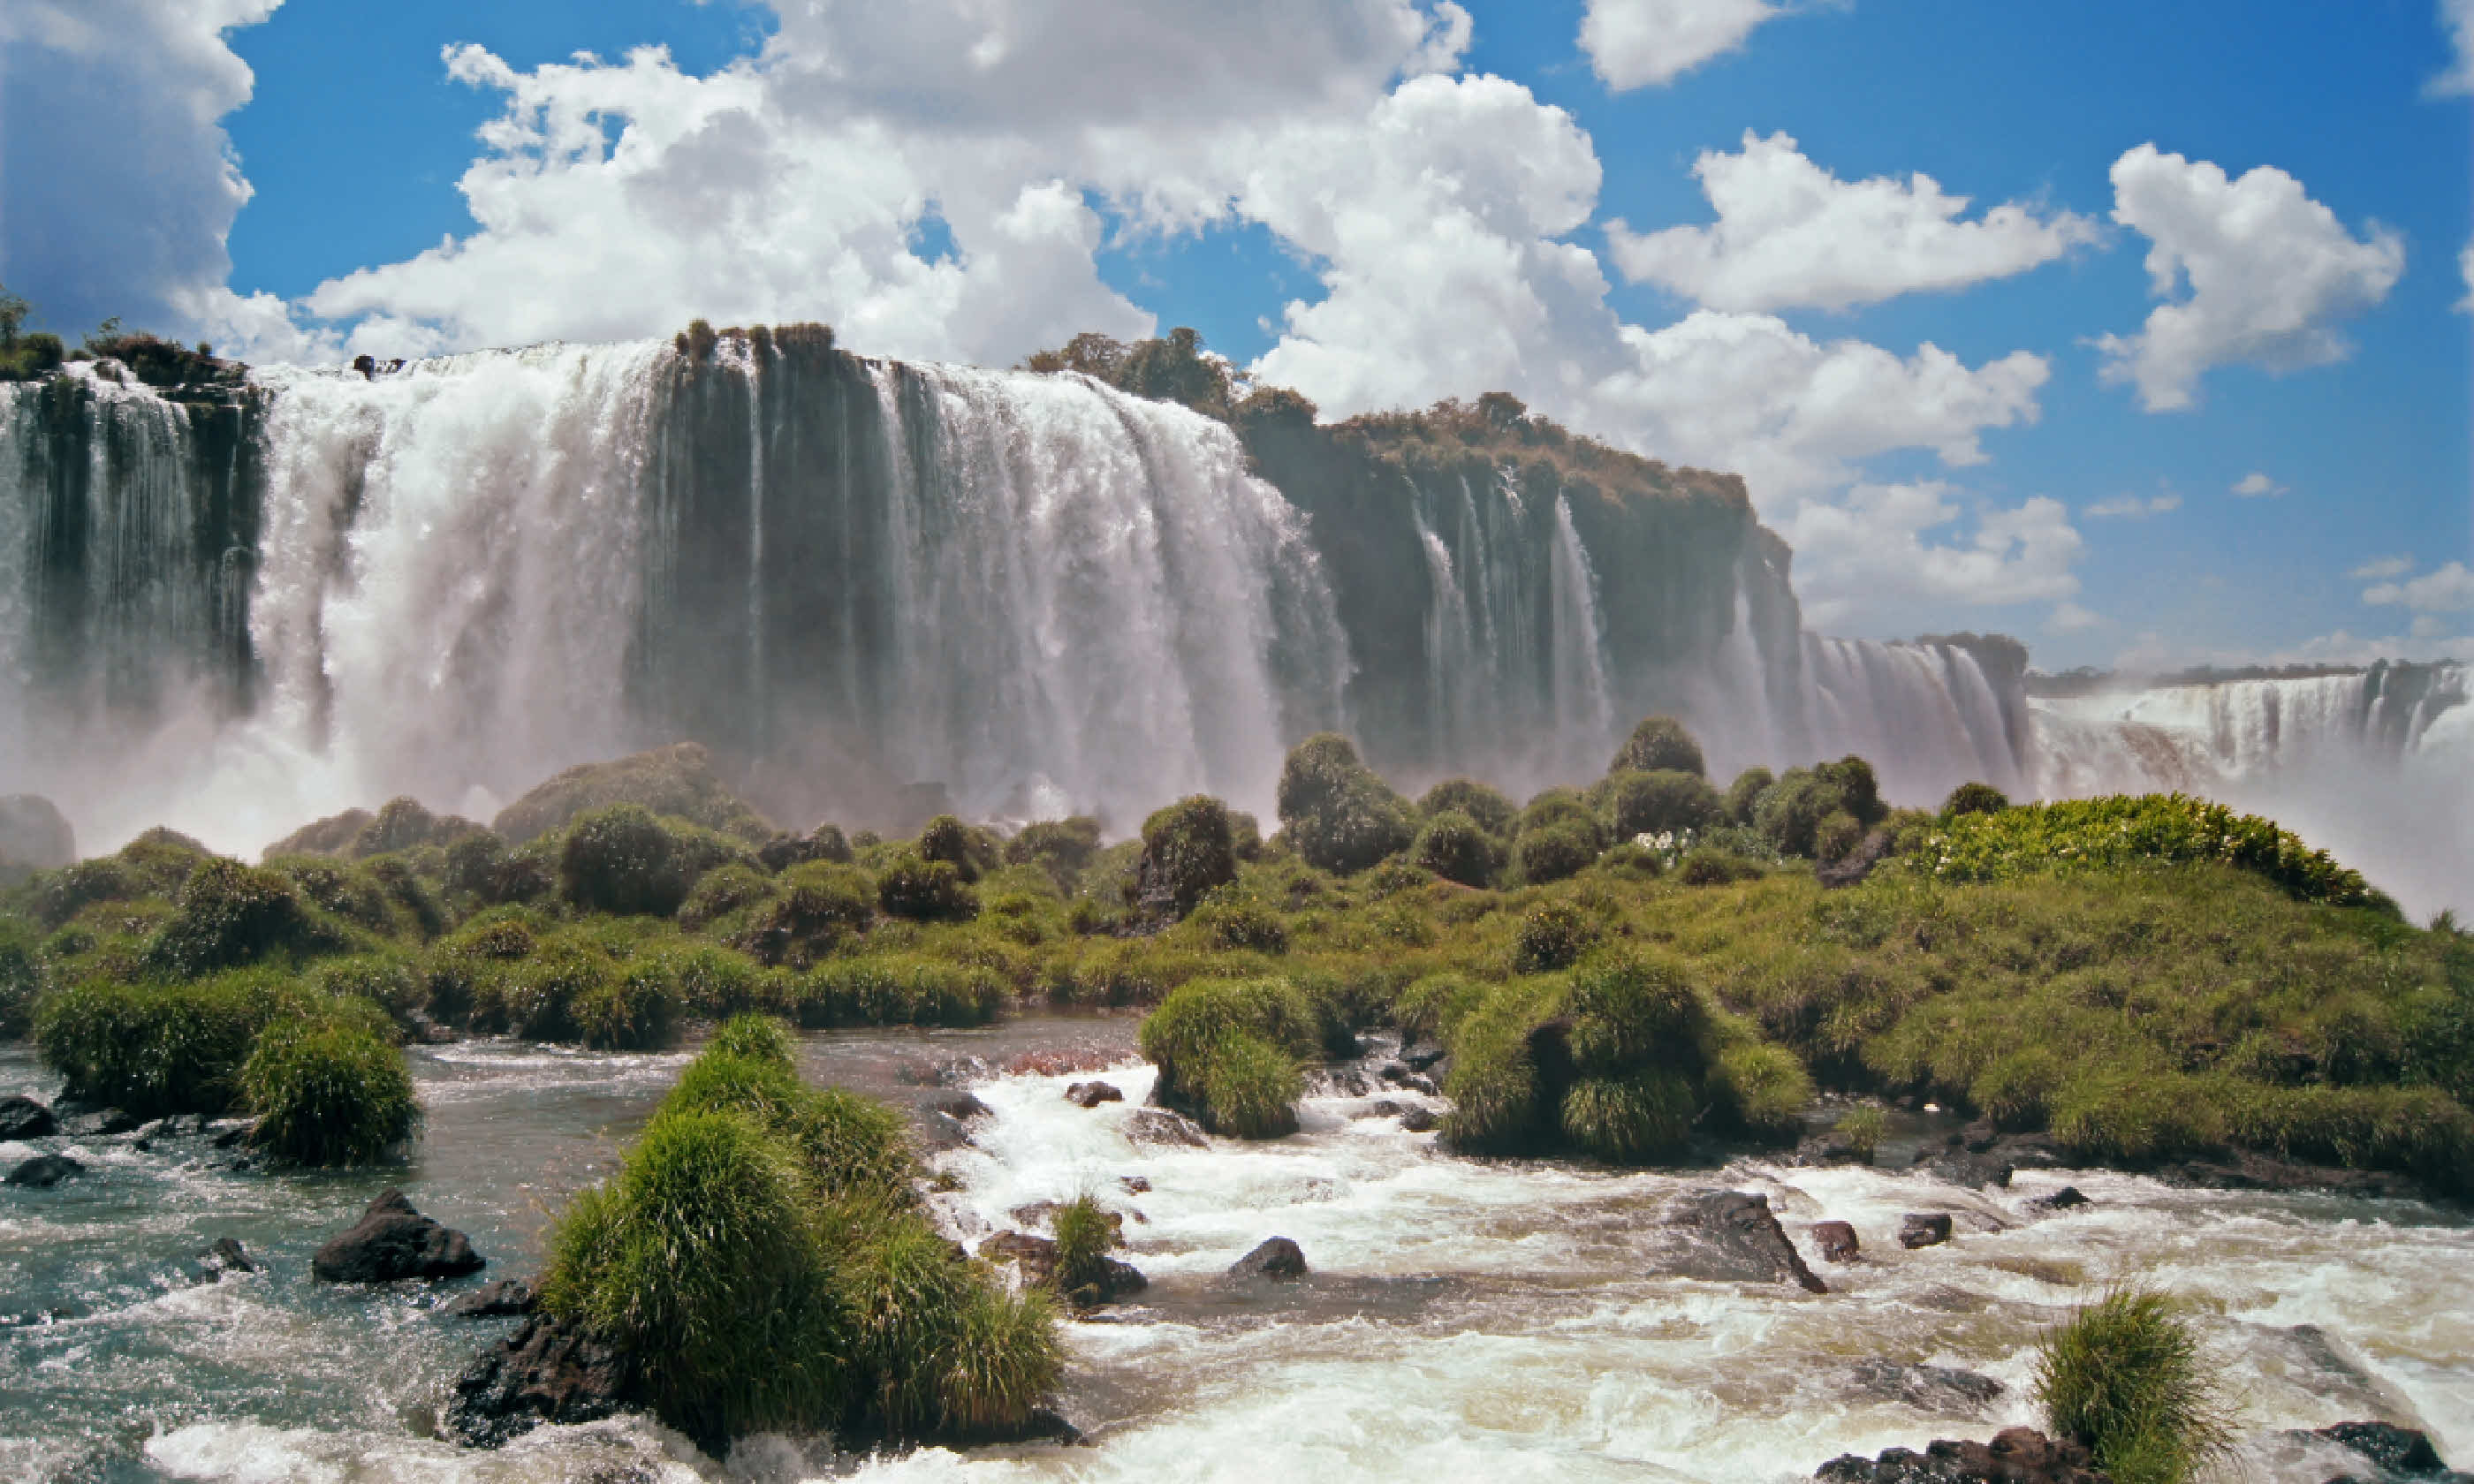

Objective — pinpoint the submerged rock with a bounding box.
[2022,1186,2090,1217]
[2160,1150,2424,1200]
[1812,1220,1861,1263]
[0,1095,57,1141]
[1065,1080,1124,1108]
[441,1278,539,1318]
[1794,1129,1872,1168]
[312,1190,486,1283]
[1816,1427,2106,1483]
[1848,1359,2004,1412]
[6,1153,82,1188]
[976,1230,1148,1306]
[2306,1420,2470,1481]
[1228,1237,1309,1281]
[1666,1190,1827,1293]
[444,1314,634,1448]
[1899,1214,1954,1250]
[1123,1109,1208,1147]
[930,1092,993,1121]
[191,1238,255,1283]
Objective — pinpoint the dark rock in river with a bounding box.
[0,1094,57,1140]
[1228,1237,1309,1281]
[2022,1186,2089,1217]
[445,1314,634,1448]
[2306,1420,2471,1481]
[1123,1109,1208,1147]
[6,1153,82,1188]
[1397,1103,1438,1132]
[1795,1129,1873,1167]
[191,1238,255,1283]
[2160,1150,2424,1200]
[59,1108,145,1138]
[441,1278,539,1317]
[313,1190,486,1283]
[1816,1427,2106,1483]
[1066,1080,1124,1108]
[1812,1220,1861,1263]
[1848,1359,2004,1412]
[1912,1123,2066,1190]
[1666,1189,1828,1293]
[1899,1213,1954,1250]
[976,1230,1147,1306]
[930,1091,992,1121]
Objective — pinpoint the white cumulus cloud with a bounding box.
[1578,0,1786,91]
[1605,131,2098,313]
[2095,145,2404,413]
[2364,561,2474,612]
[2348,556,2414,580]
[2230,472,2286,498]
[2433,0,2474,95]
[1777,481,2083,628]
[2047,602,2104,633]
[2086,492,2180,519]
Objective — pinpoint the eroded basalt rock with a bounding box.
[1123,1109,1208,1147]
[444,1314,634,1448]
[312,1190,486,1283]
[1666,1189,1827,1293]
[1066,1080,1124,1109]
[6,1153,81,1188]
[1228,1237,1309,1281]
[441,1278,539,1318]
[1899,1213,1954,1250]
[0,1094,57,1141]
[1812,1220,1861,1263]
[192,1238,255,1283]
[2306,1420,2471,1481]
[1815,1427,2106,1482]
[2023,1186,2089,1217]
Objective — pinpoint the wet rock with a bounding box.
[1816,1427,2106,1482]
[1812,1220,1861,1263]
[59,1108,144,1138]
[930,1092,992,1121]
[976,1230,1147,1306]
[1065,1080,1124,1109]
[6,1153,81,1188]
[1913,1125,2065,1190]
[441,1279,539,1318]
[2160,1151,2423,1200]
[938,1405,1086,1448]
[2022,1186,2089,1217]
[1376,1064,1438,1095]
[207,1119,254,1149]
[0,1095,57,1141]
[1357,1099,1405,1119]
[920,1111,976,1151]
[1228,1237,1309,1281]
[1309,1069,1372,1097]
[1397,1104,1438,1133]
[313,1190,487,1283]
[1666,1189,1828,1293]
[1399,1041,1445,1071]
[444,1314,634,1449]
[1849,1359,2004,1412]
[1123,1109,1208,1147]
[1795,1129,1872,1167]
[1899,1213,1954,1250]
[1120,1176,1151,1194]
[191,1238,255,1283]
[2308,1421,2470,1481]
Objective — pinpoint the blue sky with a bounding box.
[4,0,2469,670]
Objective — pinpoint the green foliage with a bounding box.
[678,863,778,932]
[740,862,876,964]
[1753,757,1886,859]
[1942,781,2010,818]
[1514,822,1597,885]
[143,857,342,977]
[877,853,980,922]
[1137,976,1323,1136]
[1189,887,1290,952]
[1411,811,1500,889]
[1560,1070,1695,1162]
[573,954,681,1049]
[916,814,988,882]
[1833,1105,1889,1161]
[559,804,750,917]
[2033,1287,2233,1484]
[0,912,46,1038]
[1598,768,1724,839]
[1005,817,1103,891]
[1610,716,1705,778]
[708,1011,795,1068]
[1677,845,1764,885]
[239,1018,418,1166]
[34,972,387,1117]
[1275,733,1415,875]
[494,742,775,845]
[1723,768,1775,825]
[1050,1193,1119,1304]
[1418,779,1515,837]
[1906,793,2388,909]
[1563,950,1702,1071]
[1139,795,1240,917]
[1200,1032,1304,1138]
[1513,899,1599,973]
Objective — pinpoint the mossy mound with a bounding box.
[1136,796,1239,918]
[1137,977,1332,1137]
[493,743,775,846]
[240,1018,419,1165]
[1275,734,1415,875]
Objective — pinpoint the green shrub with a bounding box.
[877,854,979,922]
[239,1019,418,1165]
[1723,767,1775,825]
[0,912,48,1038]
[1560,1070,1695,1162]
[1610,716,1705,778]
[308,953,425,1026]
[1708,1036,1814,1140]
[1812,809,1866,865]
[34,972,376,1117]
[144,857,338,977]
[27,858,141,929]
[1393,971,1489,1044]
[497,935,619,1041]
[1418,778,1515,837]
[1563,950,1702,1071]
[709,1011,795,1067]
[1050,1192,1119,1305]
[1599,768,1724,839]
[1200,1031,1303,1138]
[560,804,749,917]
[1753,758,1886,859]
[574,955,680,1049]
[2033,1287,2232,1484]
[1909,793,2387,909]
[678,863,778,931]
[1275,733,1415,875]
[1514,822,1597,885]
[1438,986,1561,1152]
[1189,888,1289,953]
[1834,1105,1889,1160]
[740,862,876,963]
[1138,796,1239,917]
[1138,976,1322,1135]
[1004,817,1103,891]
[1513,899,1600,973]
[916,814,985,882]
[1677,846,1764,885]
[1942,781,2010,818]
[1412,811,1500,888]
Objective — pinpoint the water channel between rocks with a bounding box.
[3,1018,2468,1484]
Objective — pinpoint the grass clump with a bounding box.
[1418,778,1515,837]
[239,1018,418,1165]
[2033,1286,2234,1484]
[1050,1192,1119,1305]
[1833,1104,1889,1161]
[1137,976,1324,1136]
[1412,811,1499,888]
[559,804,750,917]
[1276,734,1415,875]
[1597,768,1723,839]
[1513,899,1600,973]
[739,862,875,965]
[877,854,979,922]
[1137,796,1240,919]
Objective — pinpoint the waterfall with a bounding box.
[1548,497,1617,779]
[1798,635,2025,801]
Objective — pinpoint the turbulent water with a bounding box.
[4,1030,2468,1483]
[1,349,2467,911]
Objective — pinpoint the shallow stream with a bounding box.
[4,1021,2467,1483]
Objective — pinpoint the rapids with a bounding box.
[5,1028,2467,1484]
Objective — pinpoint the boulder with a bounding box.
[6,1153,82,1188]
[1123,1109,1208,1148]
[1120,1176,1151,1193]
[920,1111,977,1151]
[2022,1186,2089,1217]
[1899,1213,1954,1250]
[0,794,75,872]
[930,1092,992,1121]
[444,1314,634,1448]
[441,1278,539,1318]
[976,1230,1147,1306]
[1228,1237,1309,1281]
[59,1108,144,1138]
[1816,1427,2106,1483]
[1666,1189,1828,1293]
[2161,1150,2424,1200]
[0,1094,57,1140]
[1066,1080,1124,1109]
[2309,1421,2470,1481]
[191,1238,255,1283]
[1812,1220,1861,1263]
[1397,1104,1438,1133]
[312,1190,487,1283]
[1795,1129,1873,1167]
[1848,1359,2004,1412]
